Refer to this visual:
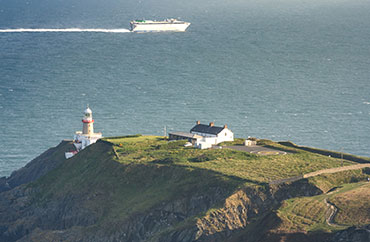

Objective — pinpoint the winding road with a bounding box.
[324,198,339,226]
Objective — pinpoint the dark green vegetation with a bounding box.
[0,140,74,191]
[1,135,369,242]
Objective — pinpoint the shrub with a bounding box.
[191,153,217,163]
[153,156,186,164]
[363,167,370,175]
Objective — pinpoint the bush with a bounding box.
[363,167,370,175]
[153,156,186,164]
[350,176,360,183]
[191,153,217,163]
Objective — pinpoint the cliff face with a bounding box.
[0,179,321,242]
[0,140,73,192]
[0,138,369,242]
[0,155,322,241]
[329,225,370,242]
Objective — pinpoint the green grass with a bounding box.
[276,197,332,232]
[103,136,357,184]
[278,141,370,163]
[328,182,370,226]
[308,169,369,193]
[30,138,244,227]
[27,135,369,238]
[98,136,365,231]
[218,138,245,146]
[275,180,369,233]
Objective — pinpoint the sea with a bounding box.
[1,0,370,177]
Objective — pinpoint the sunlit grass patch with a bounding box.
[329,182,370,226]
[104,136,358,184]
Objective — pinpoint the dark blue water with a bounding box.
[1,0,370,177]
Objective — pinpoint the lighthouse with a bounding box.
[65,106,103,159]
[82,106,94,135]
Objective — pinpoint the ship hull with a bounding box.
[130,22,190,32]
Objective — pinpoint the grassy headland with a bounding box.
[17,135,369,241]
[106,135,355,184]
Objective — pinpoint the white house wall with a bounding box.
[192,128,234,148]
[198,142,213,149]
[196,137,217,145]
[216,129,234,143]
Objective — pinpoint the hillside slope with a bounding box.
[0,140,74,192]
[0,135,369,241]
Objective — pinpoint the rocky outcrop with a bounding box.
[0,186,98,242]
[91,191,226,242]
[327,225,370,242]
[192,180,323,241]
[0,177,10,193]
[0,176,323,242]
[195,187,270,240]
[0,141,73,192]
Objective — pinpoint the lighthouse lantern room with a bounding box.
[65,106,103,159]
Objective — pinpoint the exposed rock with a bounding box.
[0,176,10,192]
[327,225,370,242]
[1,141,73,191]
[0,186,98,241]
[0,171,331,242]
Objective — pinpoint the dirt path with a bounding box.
[324,198,339,226]
[303,164,370,179]
[269,163,370,185]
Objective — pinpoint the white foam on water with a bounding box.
[0,28,131,33]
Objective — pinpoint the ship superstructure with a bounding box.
[130,19,190,32]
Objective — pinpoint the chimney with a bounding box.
[223,124,228,129]
[209,122,214,127]
[196,120,200,125]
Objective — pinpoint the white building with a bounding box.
[190,121,234,148]
[65,106,103,159]
[169,121,234,149]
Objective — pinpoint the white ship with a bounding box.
[130,19,191,32]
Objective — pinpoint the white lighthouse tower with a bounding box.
[65,106,103,159]
[82,106,94,135]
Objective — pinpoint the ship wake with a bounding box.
[0,28,131,33]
